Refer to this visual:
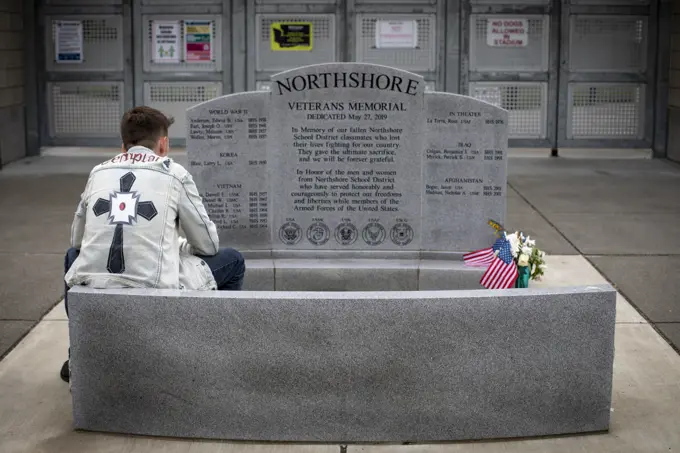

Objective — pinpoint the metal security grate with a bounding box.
[47,16,124,72]
[47,0,121,4]
[143,0,220,4]
[50,18,119,41]
[49,82,123,137]
[470,82,547,138]
[470,15,548,72]
[148,84,220,103]
[50,19,119,42]
[144,82,222,139]
[568,84,644,138]
[257,0,336,3]
[472,0,548,3]
[569,16,647,72]
[571,0,649,4]
[256,14,335,71]
[355,15,436,72]
[355,0,435,3]
[144,16,221,72]
[83,19,118,41]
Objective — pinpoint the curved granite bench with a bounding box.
[67,284,616,442]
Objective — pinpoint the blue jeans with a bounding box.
[64,247,245,316]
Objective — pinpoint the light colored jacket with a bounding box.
[65,146,219,290]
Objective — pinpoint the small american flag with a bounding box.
[463,237,507,267]
[480,237,519,289]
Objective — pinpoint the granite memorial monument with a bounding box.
[187,62,508,257]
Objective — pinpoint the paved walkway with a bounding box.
[1,149,679,451]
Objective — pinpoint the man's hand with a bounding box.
[179,237,194,255]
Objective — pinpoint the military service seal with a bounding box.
[278,221,302,245]
[334,222,358,245]
[390,222,414,246]
[306,221,330,246]
[362,222,386,246]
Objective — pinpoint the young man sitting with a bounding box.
[61,106,245,382]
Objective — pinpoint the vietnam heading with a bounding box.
[274,71,421,96]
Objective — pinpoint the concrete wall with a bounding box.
[0,0,25,168]
[668,0,680,162]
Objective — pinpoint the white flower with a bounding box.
[505,232,520,257]
[521,246,532,255]
[517,253,530,267]
[539,264,548,270]
[526,236,536,247]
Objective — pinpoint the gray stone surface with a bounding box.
[69,284,616,442]
[423,92,508,252]
[271,250,419,260]
[187,92,270,250]
[241,259,275,291]
[274,259,418,291]
[418,260,484,290]
[420,251,466,260]
[193,258,487,291]
[268,63,425,251]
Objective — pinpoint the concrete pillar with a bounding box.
[0,0,25,168]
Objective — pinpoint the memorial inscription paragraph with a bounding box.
[422,92,508,252]
[268,63,425,250]
[187,92,270,250]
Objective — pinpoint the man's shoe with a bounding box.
[60,360,70,383]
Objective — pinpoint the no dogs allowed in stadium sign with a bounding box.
[271,23,313,51]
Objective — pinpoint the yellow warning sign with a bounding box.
[271,22,313,51]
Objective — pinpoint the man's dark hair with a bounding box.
[120,106,174,151]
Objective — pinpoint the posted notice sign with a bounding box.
[375,20,418,49]
[271,23,313,51]
[55,20,83,63]
[487,18,528,47]
[152,20,180,63]
[185,20,213,62]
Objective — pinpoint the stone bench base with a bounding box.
[243,258,485,291]
[68,285,616,442]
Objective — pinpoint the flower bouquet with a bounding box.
[463,221,547,289]
[503,231,547,288]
